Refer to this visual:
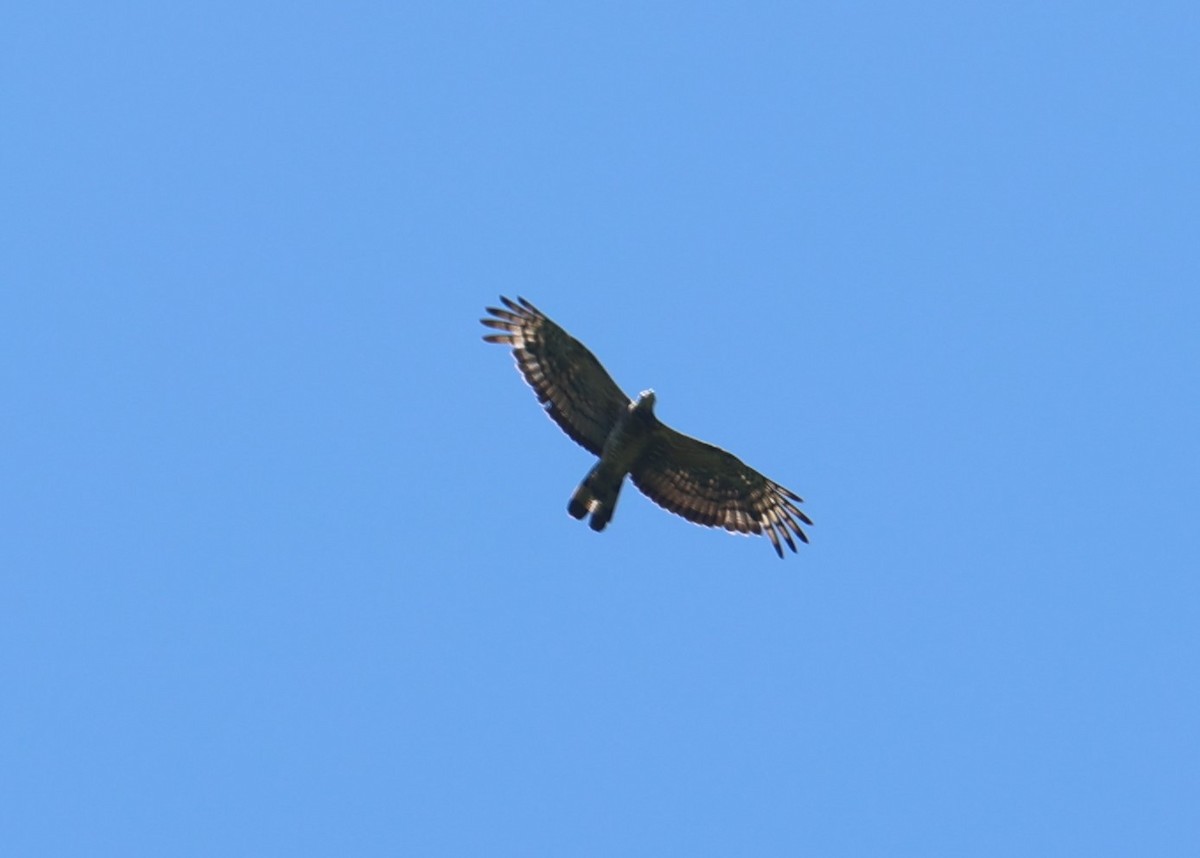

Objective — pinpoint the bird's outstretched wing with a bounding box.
[482,296,631,455]
[630,424,812,558]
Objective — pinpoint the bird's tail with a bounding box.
[567,463,624,532]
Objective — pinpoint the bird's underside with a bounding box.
[481,296,812,557]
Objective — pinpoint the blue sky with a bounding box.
[4,2,1198,854]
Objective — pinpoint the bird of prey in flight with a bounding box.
[481,297,812,557]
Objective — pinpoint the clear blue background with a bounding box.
[4,2,1198,854]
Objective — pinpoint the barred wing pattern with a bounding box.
[481,296,631,455]
[630,424,813,557]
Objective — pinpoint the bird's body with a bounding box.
[481,296,812,557]
[567,391,657,531]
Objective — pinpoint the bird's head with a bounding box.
[633,389,657,414]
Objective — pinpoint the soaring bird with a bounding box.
[481,297,812,557]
